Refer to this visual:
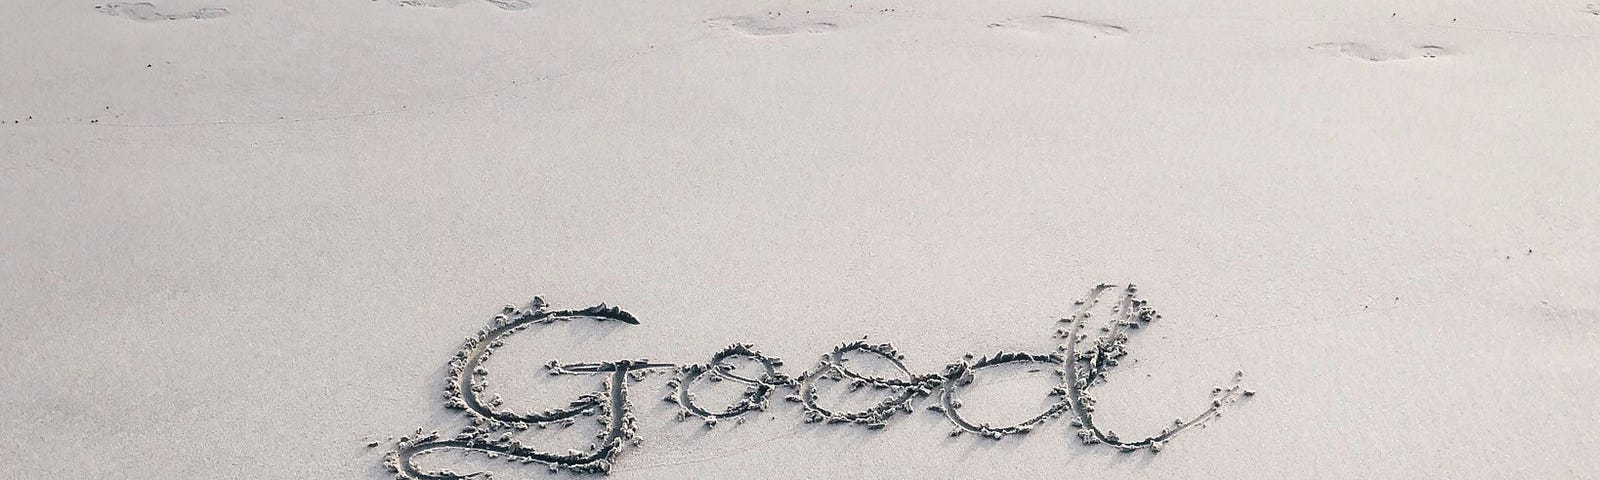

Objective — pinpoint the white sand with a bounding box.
[3,1,1598,478]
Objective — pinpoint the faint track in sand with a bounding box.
[1309,42,1448,62]
[987,15,1128,37]
[95,2,228,22]
[704,14,840,37]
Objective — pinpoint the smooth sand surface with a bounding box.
[3,1,1597,478]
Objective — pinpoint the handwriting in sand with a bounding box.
[385,284,1252,477]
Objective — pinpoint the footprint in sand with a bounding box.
[395,0,531,11]
[704,14,839,38]
[94,2,228,22]
[1309,42,1447,62]
[1583,3,1600,15]
[987,15,1127,38]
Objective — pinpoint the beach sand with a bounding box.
[2,1,1597,478]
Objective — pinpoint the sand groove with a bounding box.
[388,298,657,477]
[783,284,1245,446]
[1057,284,1249,451]
[665,344,791,426]
[388,286,1248,477]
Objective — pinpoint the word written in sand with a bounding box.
[385,284,1252,477]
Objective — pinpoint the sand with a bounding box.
[2,1,1597,479]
